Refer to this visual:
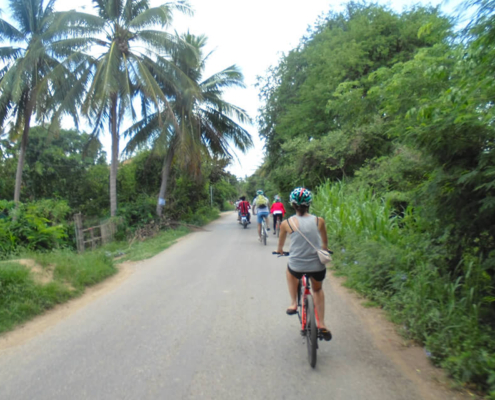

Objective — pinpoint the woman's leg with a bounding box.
[311,278,327,329]
[286,268,299,311]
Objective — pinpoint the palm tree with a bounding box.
[0,0,79,203]
[59,0,194,216]
[124,33,253,217]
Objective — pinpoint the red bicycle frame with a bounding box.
[299,275,321,331]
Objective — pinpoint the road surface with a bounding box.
[0,213,471,399]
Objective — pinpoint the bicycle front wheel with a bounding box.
[305,294,317,368]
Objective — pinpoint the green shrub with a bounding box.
[0,199,72,257]
[184,206,220,226]
[117,194,157,229]
[314,180,495,394]
[222,201,235,211]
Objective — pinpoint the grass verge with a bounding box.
[102,226,190,263]
[0,226,192,335]
[0,252,115,334]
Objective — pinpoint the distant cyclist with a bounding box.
[252,189,270,241]
[276,187,332,341]
[270,195,286,235]
[237,196,251,223]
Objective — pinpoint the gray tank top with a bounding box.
[288,215,324,273]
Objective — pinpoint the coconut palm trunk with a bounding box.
[14,92,35,203]
[156,147,174,217]
[109,94,119,217]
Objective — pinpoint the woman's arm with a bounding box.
[317,217,329,251]
[276,220,290,254]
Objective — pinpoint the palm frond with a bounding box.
[166,1,193,17]
[201,65,246,91]
[129,5,174,29]
[0,17,24,42]
[0,46,23,63]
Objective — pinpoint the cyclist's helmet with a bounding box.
[289,187,312,206]
[256,189,264,195]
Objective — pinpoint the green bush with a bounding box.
[313,180,495,394]
[222,201,235,211]
[0,199,72,257]
[117,194,157,229]
[184,206,220,226]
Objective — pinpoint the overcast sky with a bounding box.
[1,0,463,178]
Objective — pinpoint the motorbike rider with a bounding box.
[237,196,251,223]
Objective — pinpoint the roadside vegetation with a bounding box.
[257,1,495,396]
[0,1,247,334]
[0,252,115,334]
[0,224,196,334]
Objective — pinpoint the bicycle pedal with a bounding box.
[300,330,306,337]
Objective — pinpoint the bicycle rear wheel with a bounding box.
[262,219,267,245]
[305,294,317,368]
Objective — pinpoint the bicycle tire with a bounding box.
[297,280,302,308]
[305,294,317,368]
[263,227,267,245]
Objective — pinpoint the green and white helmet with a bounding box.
[256,189,264,195]
[289,187,312,206]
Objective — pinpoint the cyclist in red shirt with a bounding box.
[270,195,286,234]
[237,196,251,223]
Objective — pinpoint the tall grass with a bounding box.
[314,180,495,397]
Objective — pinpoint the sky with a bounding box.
[1,0,463,178]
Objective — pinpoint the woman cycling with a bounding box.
[276,187,332,341]
[270,195,286,235]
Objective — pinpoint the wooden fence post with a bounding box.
[74,213,84,253]
[90,228,96,250]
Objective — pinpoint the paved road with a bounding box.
[0,213,468,400]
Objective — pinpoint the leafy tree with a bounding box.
[0,0,79,203]
[124,33,252,217]
[257,3,451,193]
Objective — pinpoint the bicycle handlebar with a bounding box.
[272,251,290,257]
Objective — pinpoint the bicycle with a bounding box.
[253,209,268,245]
[273,251,328,368]
[260,215,268,245]
[273,214,283,238]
